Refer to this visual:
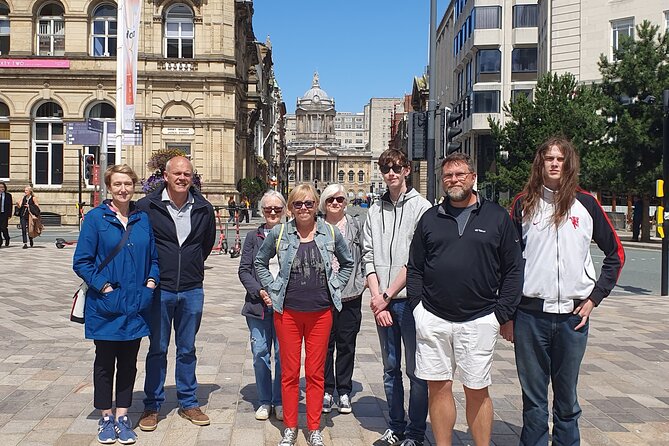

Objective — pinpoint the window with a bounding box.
[338,170,344,182]
[165,4,194,59]
[358,170,364,183]
[37,2,65,56]
[84,103,116,186]
[474,6,501,30]
[348,170,354,182]
[91,4,117,57]
[33,102,64,185]
[611,18,634,54]
[512,47,538,72]
[473,91,500,113]
[465,60,473,92]
[513,5,538,28]
[476,49,501,82]
[0,102,8,178]
[511,89,534,102]
[0,1,9,56]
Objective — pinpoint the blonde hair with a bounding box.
[287,183,319,210]
[104,164,139,187]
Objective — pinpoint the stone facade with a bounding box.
[0,0,271,224]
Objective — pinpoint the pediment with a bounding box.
[295,146,336,157]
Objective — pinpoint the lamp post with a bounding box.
[662,89,669,295]
[426,0,437,204]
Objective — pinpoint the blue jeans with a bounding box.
[246,310,282,406]
[144,288,204,411]
[377,299,428,441]
[514,308,589,446]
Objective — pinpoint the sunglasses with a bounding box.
[292,200,315,209]
[326,196,346,204]
[263,206,284,214]
[379,164,405,174]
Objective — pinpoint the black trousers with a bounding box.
[20,216,32,244]
[93,339,142,410]
[0,214,9,242]
[324,297,362,396]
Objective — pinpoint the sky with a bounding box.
[252,1,448,114]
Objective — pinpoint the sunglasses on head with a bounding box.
[326,196,345,204]
[379,164,405,174]
[292,200,315,209]
[263,206,284,214]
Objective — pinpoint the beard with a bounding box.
[446,185,473,203]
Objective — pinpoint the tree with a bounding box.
[488,72,611,200]
[598,20,669,241]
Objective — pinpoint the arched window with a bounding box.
[338,170,344,183]
[37,2,65,56]
[0,1,9,56]
[91,3,117,57]
[165,4,194,59]
[33,102,64,185]
[0,102,9,179]
[348,170,354,183]
[358,170,364,183]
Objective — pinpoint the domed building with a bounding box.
[286,73,371,196]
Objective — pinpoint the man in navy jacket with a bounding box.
[407,153,523,446]
[136,156,216,431]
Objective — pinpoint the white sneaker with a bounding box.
[278,427,298,446]
[322,392,333,413]
[255,404,271,420]
[274,405,284,421]
[338,394,352,414]
[307,429,325,446]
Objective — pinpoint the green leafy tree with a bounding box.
[488,72,611,199]
[598,20,669,241]
[238,177,268,215]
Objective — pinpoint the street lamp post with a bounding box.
[662,89,669,295]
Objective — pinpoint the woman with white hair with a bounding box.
[238,190,286,422]
[320,184,366,415]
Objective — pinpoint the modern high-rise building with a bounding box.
[0,0,279,223]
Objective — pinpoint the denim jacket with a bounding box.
[254,219,354,313]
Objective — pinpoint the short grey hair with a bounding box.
[319,183,347,214]
[259,189,287,209]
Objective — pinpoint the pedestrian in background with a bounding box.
[254,183,354,446]
[632,196,642,241]
[320,184,365,415]
[137,156,217,431]
[17,186,40,249]
[73,164,159,445]
[510,137,625,445]
[239,196,250,223]
[362,149,431,446]
[407,153,523,446]
[0,181,12,247]
[238,190,286,422]
[227,196,237,223]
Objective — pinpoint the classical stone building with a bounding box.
[285,73,372,199]
[0,0,276,223]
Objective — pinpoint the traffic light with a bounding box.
[443,109,462,156]
[84,154,95,180]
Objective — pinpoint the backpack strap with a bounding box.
[275,223,285,252]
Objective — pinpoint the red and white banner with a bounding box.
[117,0,141,132]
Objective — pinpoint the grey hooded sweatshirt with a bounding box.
[362,187,432,299]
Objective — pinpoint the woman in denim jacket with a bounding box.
[254,183,354,446]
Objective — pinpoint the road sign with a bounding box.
[66,122,101,146]
[106,123,143,146]
[87,118,104,133]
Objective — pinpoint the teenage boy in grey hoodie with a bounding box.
[362,149,432,446]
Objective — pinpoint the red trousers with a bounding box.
[274,308,333,430]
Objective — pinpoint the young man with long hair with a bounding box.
[509,136,625,445]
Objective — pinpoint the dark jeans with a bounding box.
[20,216,32,244]
[514,308,589,446]
[324,297,362,396]
[0,214,9,242]
[93,339,142,410]
[376,298,428,441]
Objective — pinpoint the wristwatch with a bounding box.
[382,292,391,302]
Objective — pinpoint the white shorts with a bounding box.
[413,301,500,389]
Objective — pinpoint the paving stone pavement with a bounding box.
[0,242,668,445]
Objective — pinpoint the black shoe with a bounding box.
[29,239,33,247]
[22,244,28,249]
[373,429,405,446]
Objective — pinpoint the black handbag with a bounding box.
[13,205,20,217]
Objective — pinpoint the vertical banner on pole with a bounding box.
[121,0,141,132]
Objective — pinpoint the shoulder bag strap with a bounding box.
[96,223,134,273]
[275,223,285,252]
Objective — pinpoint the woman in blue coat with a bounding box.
[73,164,159,445]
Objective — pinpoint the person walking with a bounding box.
[407,153,523,446]
[17,186,40,249]
[362,149,431,446]
[0,182,12,247]
[137,156,217,431]
[239,196,250,223]
[510,137,625,445]
[238,190,286,421]
[227,196,237,223]
[254,183,354,446]
[73,164,159,445]
[320,184,365,415]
